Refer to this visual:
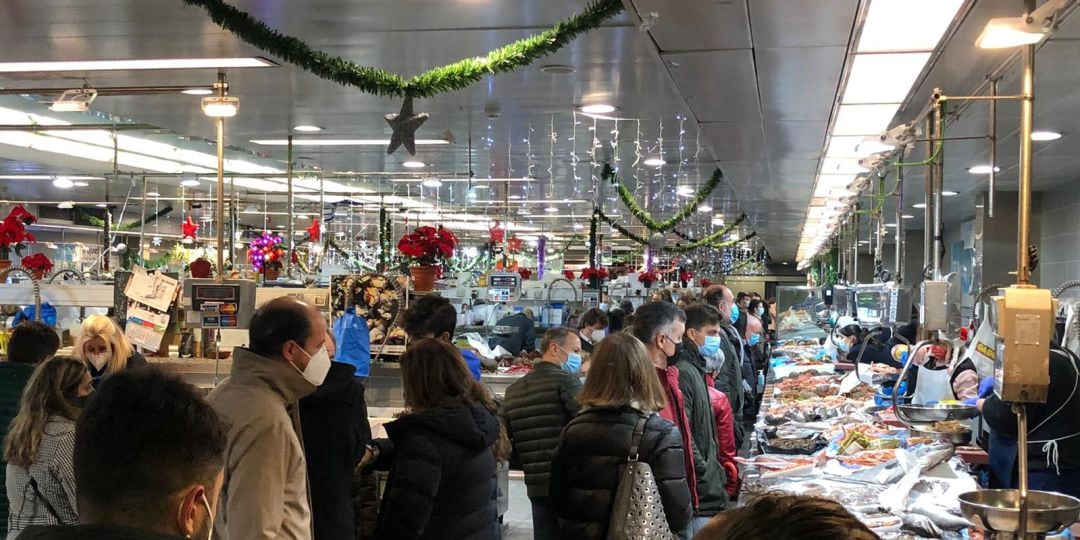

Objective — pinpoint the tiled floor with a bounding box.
[502,472,533,539]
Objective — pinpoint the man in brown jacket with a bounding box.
[209,297,331,539]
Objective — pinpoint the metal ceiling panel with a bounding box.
[757,46,846,122]
[662,49,761,123]
[764,120,829,160]
[699,122,767,162]
[748,0,858,48]
[633,0,751,52]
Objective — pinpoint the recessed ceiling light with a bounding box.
[942,190,959,196]
[539,64,575,74]
[294,214,309,219]
[968,165,1001,174]
[544,206,559,213]
[181,88,214,96]
[676,185,695,196]
[293,125,323,133]
[403,161,426,169]
[1032,130,1062,141]
[902,214,915,219]
[181,178,200,187]
[508,194,523,200]
[644,158,666,167]
[95,203,108,208]
[885,223,898,228]
[697,204,713,213]
[579,104,616,114]
[251,138,450,146]
[52,176,74,189]
[858,240,870,245]
[0,57,277,73]
[422,178,443,188]
[57,202,74,209]
[912,203,927,209]
[573,223,584,230]
[72,181,90,187]
[145,191,161,197]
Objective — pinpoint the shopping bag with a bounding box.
[12,302,57,327]
[333,307,371,377]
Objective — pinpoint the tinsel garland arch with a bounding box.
[181,0,624,99]
[596,210,755,253]
[603,164,725,233]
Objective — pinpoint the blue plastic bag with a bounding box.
[13,302,57,327]
[332,307,371,378]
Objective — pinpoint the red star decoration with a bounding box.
[306,218,321,242]
[507,235,523,254]
[489,220,504,243]
[181,216,198,240]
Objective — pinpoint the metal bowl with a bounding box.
[896,403,978,423]
[959,489,1080,535]
[909,424,972,446]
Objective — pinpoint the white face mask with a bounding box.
[86,352,110,370]
[200,494,215,540]
[591,329,607,342]
[292,344,331,386]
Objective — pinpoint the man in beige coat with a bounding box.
[209,297,332,539]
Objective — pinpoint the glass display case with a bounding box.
[776,285,829,340]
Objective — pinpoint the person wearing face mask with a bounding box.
[671,305,729,535]
[402,295,486,380]
[18,368,228,540]
[835,318,902,369]
[208,297,329,540]
[298,333,372,540]
[631,302,698,514]
[73,315,147,388]
[703,285,747,448]
[4,357,91,537]
[499,328,583,540]
[577,308,609,354]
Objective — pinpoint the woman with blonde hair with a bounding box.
[549,332,693,539]
[4,356,93,536]
[73,315,146,388]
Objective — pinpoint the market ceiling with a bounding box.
[1,0,1080,263]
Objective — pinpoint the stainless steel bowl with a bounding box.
[959,489,1080,535]
[896,403,978,423]
[909,424,972,446]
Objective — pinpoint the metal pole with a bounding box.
[1016,404,1030,539]
[139,175,147,266]
[286,135,294,277]
[215,72,226,280]
[853,208,860,283]
[895,157,905,283]
[932,97,944,280]
[923,116,934,277]
[875,175,884,282]
[1016,41,1035,286]
[989,79,998,218]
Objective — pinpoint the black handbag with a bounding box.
[606,413,676,540]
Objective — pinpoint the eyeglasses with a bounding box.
[661,334,683,346]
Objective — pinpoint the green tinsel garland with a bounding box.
[597,209,650,246]
[80,206,173,233]
[597,210,753,253]
[588,209,599,268]
[181,0,623,99]
[604,163,724,233]
[671,231,757,254]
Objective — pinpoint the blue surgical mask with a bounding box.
[838,339,851,353]
[699,335,722,358]
[757,307,764,317]
[563,351,582,374]
[730,304,740,324]
[749,334,761,346]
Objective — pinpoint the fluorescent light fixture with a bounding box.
[391,177,535,184]
[842,53,932,104]
[243,205,259,214]
[580,104,616,114]
[421,178,443,188]
[52,176,74,188]
[885,223,898,228]
[0,57,276,73]
[57,202,74,209]
[95,203,107,208]
[902,214,915,219]
[0,175,101,181]
[942,190,959,196]
[644,157,666,167]
[250,138,450,146]
[858,0,965,53]
[50,88,97,112]
[402,161,426,169]
[912,203,927,209]
[1032,130,1062,141]
[72,181,89,187]
[202,96,239,117]
[832,104,902,136]
[181,178,201,187]
[181,88,213,96]
[697,204,713,213]
[677,185,695,196]
[968,165,1001,174]
[544,206,560,213]
[146,191,161,197]
[976,16,1048,49]
[293,125,323,133]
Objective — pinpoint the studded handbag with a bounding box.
[606,413,677,540]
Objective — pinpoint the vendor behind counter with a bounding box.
[492,308,537,357]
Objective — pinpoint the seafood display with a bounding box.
[331,274,404,345]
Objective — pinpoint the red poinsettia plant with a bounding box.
[580,267,610,280]
[699,277,713,288]
[679,270,693,283]
[562,269,576,280]
[20,253,52,278]
[638,270,659,284]
[397,225,458,266]
[517,268,532,280]
[0,205,36,258]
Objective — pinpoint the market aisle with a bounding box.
[503,472,533,539]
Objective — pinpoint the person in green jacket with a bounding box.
[672,305,730,536]
[0,321,59,536]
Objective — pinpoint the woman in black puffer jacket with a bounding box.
[549,333,693,539]
[365,338,510,540]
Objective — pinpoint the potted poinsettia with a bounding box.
[20,253,52,280]
[580,266,609,289]
[562,269,576,281]
[699,277,713,288]
[397,225,457,291]
[517,267,532,280]
[678,270,693,288]
[0,205,37,267]
[638,270,659,288]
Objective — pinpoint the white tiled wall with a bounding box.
[1040,181,1080,290]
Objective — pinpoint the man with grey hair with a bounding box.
[630,302,699,518]
[501,327,583,540]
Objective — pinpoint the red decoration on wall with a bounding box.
[489,220,504,243]
[181,216,199,241]
[306,218,321,242]
[507,235,523,254]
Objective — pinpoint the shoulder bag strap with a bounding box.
[627,413,648,463]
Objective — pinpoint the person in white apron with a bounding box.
[908,342,954,405]
[951,318,997,402]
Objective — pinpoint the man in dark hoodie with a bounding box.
[18,368,227,540]
[672,305,729,535]
[299,332,372,540]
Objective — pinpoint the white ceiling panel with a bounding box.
[748,0,858,48]
[662,49,761,123]
[633,0,751,51]
[757,46,845,121]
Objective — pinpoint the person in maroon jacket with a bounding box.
[630,302,698,510]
